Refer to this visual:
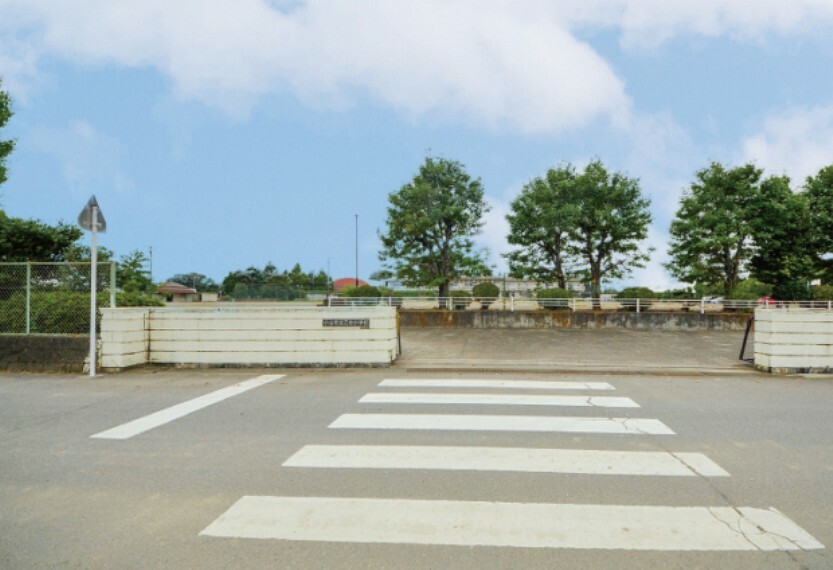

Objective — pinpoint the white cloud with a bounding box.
[740,104,833,183]
[0,0,631,132]
[600,0,833,49]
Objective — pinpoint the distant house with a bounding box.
[157,281,200,302]
[332,277,368,292]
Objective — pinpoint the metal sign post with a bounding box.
[78,196,107,377]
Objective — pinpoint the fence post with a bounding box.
[110,261,117,308]
[510,294,514,312]
[636,298,640,314]
[25,262,31,335]
[571,298,576,312]
[700,299,705,314]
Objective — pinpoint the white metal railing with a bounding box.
[323,296,833,312]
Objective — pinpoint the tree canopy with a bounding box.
[168,272,218,292]
[667,162,762,296]
[378,156,490,297]
[747,175,816,290]
[505,166,577,289]
[118,249,154,293]
[805,165,833,284]
[567,160,653,299]
[0,79,13,190]
[507,160,651,298]
[220,262,329,298]
[0,213,82,261]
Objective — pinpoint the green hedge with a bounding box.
[811,285,833,301]
[472,282,500,309]
[537,287,573,310]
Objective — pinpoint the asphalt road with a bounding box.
[1,368,831,569]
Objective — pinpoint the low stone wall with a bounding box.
[0,334,89,372]
[755,308,833,374]
[100,305,399,370]
[398,310,750,330]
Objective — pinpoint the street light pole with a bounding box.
[355,213,359,287]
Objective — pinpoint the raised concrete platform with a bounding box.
[397,328,758,376]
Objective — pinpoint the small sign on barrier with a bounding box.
[323,318,370,329]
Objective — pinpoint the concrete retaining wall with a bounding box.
[398,310,750,330]
[754,308,833,373]
[0,334,89,372]
[99,306,399,370]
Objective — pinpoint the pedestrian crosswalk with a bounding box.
[200,376,824,553]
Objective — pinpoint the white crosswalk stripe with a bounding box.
[283,444,729,476]
[329,413,675,434]
[201,375,824,554]
[201,496,823,551]
[359,392,639,407]
[379,379,615,390]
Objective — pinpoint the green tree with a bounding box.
[566,160,653,301]
[805,165,833,283]
[169,272,218,292]
[667,162,762,296]
[747,175,815,290]
[0,79,14,190]
[118,249,153,293]
[378,157,490,297]
[0,214,82,261]
[505,166,578,289]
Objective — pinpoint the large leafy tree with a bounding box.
[667,162,762,296]
[378,156,490,297]
[805,165,833,283]
[169,272,218,292]
[565,160,653,301]
[505,165,578,289]
[0,214,82,261]
[747,175,816,290]
[117,249,154,293]
[0,79,13,190]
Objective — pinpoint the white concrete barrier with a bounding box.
[99,306,398,370]
[754,308,833,373]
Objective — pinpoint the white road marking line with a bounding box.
[329,413,675,435]
[380,379,615,390]
[360,392,639,408]
[283,445,729,477]
[200,496,823,551]
[90,374,285,440]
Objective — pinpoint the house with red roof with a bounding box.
[332,277,368,292]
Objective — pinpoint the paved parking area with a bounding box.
[1,367,830,568]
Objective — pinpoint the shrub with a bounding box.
[116,291,165,307]
[342,284,382,298]
[472,282,500,309]
[617,287,655,299]
[537,287,572,310]
[811,285,833,301]
[448,289,472,309]
[772,281,810,301]
[730,278,772,300]
[12,291,108,334]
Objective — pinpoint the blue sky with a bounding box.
[2,1,833,289]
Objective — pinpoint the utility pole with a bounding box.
[355,213,359,287]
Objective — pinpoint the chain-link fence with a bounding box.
[0,262,116,335]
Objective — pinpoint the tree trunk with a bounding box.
[591,266,602,310]
[438,280,450,305]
